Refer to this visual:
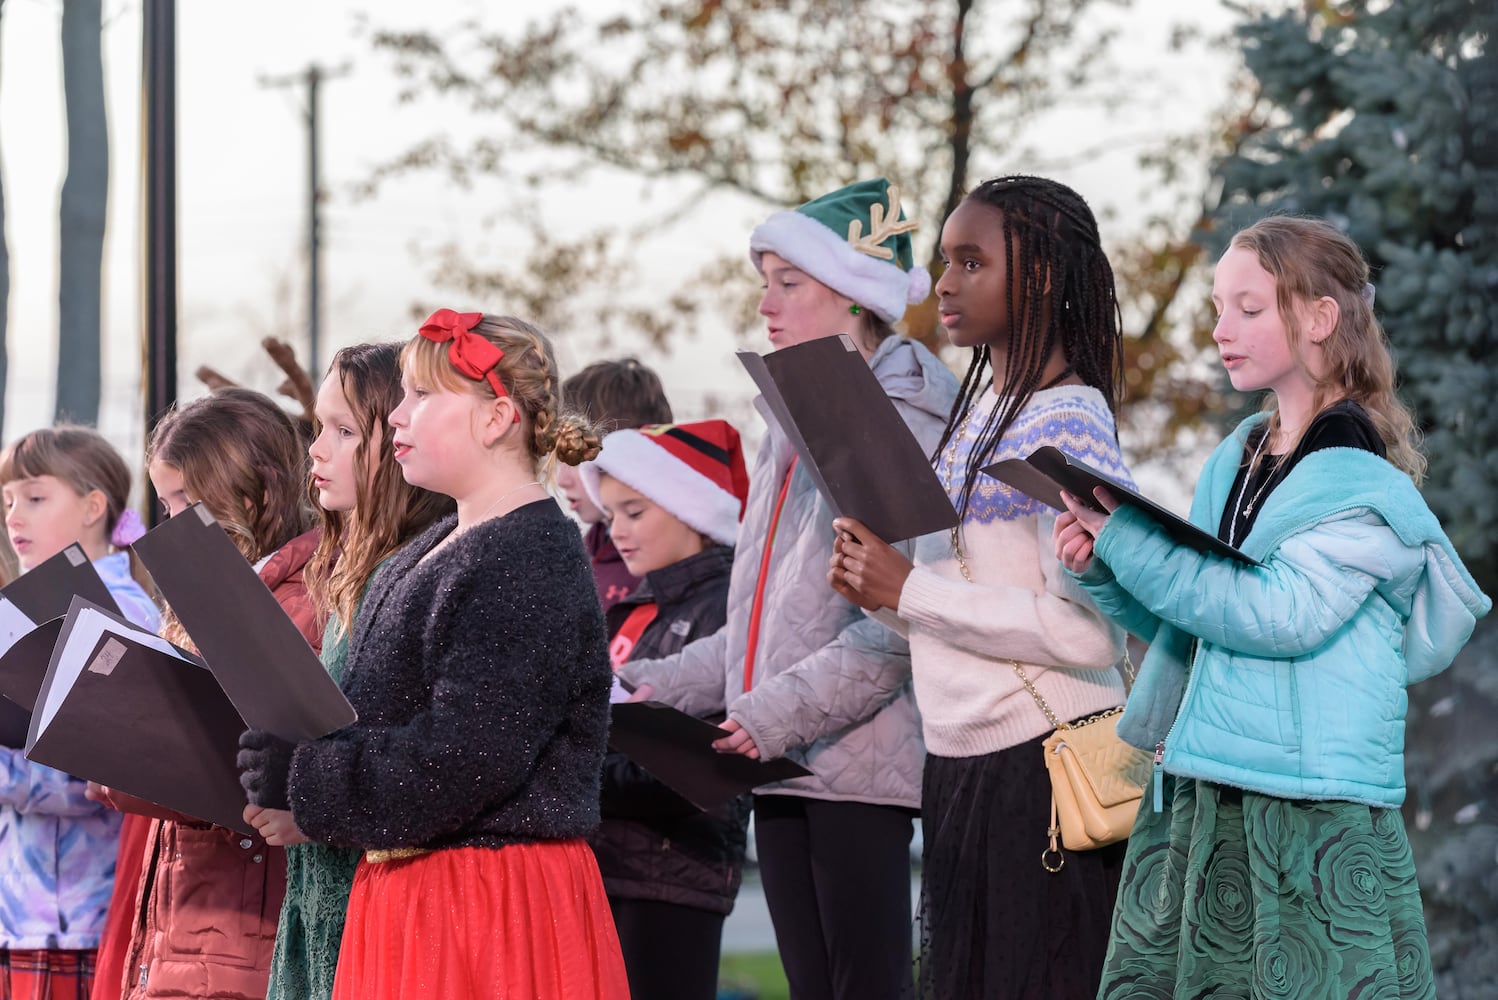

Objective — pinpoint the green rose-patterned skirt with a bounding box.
[1097,774,1434,1000]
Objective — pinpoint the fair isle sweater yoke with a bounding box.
[894,384,1133,758]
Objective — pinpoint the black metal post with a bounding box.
[142,0,177,524]
[307,65,321,379]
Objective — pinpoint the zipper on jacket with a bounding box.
[1152,742,1165,812]
[1155,637,1201,812]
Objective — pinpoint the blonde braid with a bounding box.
[525,329,562,459]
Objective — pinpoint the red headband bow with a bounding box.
[417,309,519,423]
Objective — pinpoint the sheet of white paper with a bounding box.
[0,598,36,658]
[36,609,193,733]
[609,674,631,704]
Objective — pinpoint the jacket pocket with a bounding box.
[156,826,271,968]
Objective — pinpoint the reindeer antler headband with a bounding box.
[847,185,919,261]
[748,178,932,324]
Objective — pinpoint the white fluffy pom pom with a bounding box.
[906,266,932,304]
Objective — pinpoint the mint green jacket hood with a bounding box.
[1077,415,1491,806]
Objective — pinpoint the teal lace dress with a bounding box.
[266,613,363,1000]
[1097,773,1433,999]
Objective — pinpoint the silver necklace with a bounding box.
[1228,432,1280,547]
[462,480,543,532]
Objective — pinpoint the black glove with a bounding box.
[237,729,296,810]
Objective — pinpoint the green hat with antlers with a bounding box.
[750,178,932,324]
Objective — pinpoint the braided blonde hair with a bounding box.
[401,315,602,476]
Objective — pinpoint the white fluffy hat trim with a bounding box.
[750,210,930,324]
[578,430,742,546]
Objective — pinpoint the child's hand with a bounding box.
[243,805,310,846]
[712,718,761,760]
[1054,512,1097,574]
[829,518,912,611]
[1054,488,1119,574]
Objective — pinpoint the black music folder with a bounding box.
[0,545,124,745]
[982,447,1257,564]
[131,503,356,740]
[609,702,813,813]
[736,336,958,543]
[25,597,253,834]
[20,507,362,832]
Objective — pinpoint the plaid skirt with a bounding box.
[0,950,94,1000]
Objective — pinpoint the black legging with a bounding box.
[608,897,725,1000]
[753,795,916,1000]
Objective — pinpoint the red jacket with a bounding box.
[115,528,322,1000]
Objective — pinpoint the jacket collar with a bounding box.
[257,527,320,590]
[631,545,734,608]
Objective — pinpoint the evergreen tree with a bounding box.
[1212,0,1498,591]
[1211,4,1496,994]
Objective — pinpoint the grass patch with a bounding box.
[718,950,789,1000]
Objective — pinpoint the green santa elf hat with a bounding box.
[749,178,932,325]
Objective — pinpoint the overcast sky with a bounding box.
[0,0,1239,502]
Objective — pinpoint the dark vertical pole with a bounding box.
[261,62,345,381]
[142,0,177,524]
[307,65,321,379]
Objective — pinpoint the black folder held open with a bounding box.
[736,335,958,544]
[130,503,356,740]
[26,597,253,834]
[19,506,357,832]
[981,447,1256,564]
[0,545,123,746]
[609,702,812,813]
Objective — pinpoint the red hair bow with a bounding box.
[417,309,519,423]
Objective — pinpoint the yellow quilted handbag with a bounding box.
[1011,661,1151,872]
[1042,708,1152,852]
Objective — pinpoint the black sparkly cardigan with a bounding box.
[287,500,612,851]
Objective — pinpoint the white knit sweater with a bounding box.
[888,384,1132,758]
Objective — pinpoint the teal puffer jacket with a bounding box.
[1077,416,1491,808]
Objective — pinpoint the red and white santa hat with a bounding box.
[579,420,750,547]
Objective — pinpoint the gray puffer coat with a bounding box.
[617,336,958,808]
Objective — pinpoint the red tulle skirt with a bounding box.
[332,839,628,1000]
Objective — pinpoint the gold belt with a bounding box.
[364,846,432,864]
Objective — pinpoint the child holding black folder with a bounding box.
[238,343,451,1000]
[830,176,1133,1000]
[617,179,958,1000]
[577,419,750,1000]
[90,388,321,1000]
[1053,216,1490,998]
[0,427,159,1000]
[241,311,629,999]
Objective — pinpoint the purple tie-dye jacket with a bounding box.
[0,552,160,949]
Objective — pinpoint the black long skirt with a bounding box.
[917,730,1126,1000]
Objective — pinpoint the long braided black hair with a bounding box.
[933,175,1125,522]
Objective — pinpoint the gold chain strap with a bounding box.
[952,530,1069,731]
[945,403,1133,877]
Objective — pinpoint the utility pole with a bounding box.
[142,0,177,525]
[260,63,348,380]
